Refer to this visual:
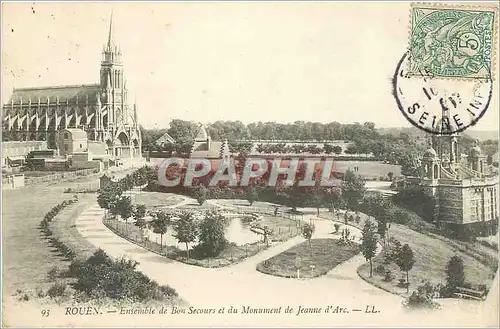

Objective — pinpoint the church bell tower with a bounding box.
[100,12,125,130]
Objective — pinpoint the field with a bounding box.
[357,224,497,297]
[257,239,360,279]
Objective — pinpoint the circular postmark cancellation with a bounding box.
[393,52,493,135]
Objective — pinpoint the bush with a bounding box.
[36,288,46,298]
[72,249,178,302]
[374,264,386,276]
[383,270,395,282]
[47,282,67,298]
[403,281,440,309]
[47,266,61,280]
[398,278,409,288]
[334,223,340,233]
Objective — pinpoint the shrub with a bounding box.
[403,281,440,309]
[36,288,46,298]
[72,249,178,302]
[445,256,465,289]
[383,270,395,282]
[334,223,340,233]
[374,264,386,276]
[47,282,67,298]
[398,278,409,288]
[47,266,61,280]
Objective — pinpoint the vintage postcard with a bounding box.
[1,1,499,327]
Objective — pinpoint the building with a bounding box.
[155,131,176,146]
[190,125,230,161]
[57,128,88,157]
[420,132,499,238]
[1,140,48,168]
[2,13,141,159]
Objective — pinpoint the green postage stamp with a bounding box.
[409,5,497,79]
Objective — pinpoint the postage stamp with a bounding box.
[408,4,497,80]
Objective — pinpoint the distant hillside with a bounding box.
[464,130,498,141]
[378,127,498,142]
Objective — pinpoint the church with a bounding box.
[2,14,142,159]
[420,132,499,238]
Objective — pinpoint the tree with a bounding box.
[97,183,122,217]
[151,210,170,250]
[387,172,394,181]
[302,223,315,257]
[116,196,134,234]
[377,216,388,248]
[361,220,377,277]
[262,225,273,246]
[395,244,415,293]
[445,256,465,289]
[193,185,208,206]
[308,188,324,216]
[246,185,259,206]
[172,212,199,260]
[133,204,147,228]
[198,209,228,256]
[341,170,366,211]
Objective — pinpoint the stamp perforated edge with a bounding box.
[407,2,499,82]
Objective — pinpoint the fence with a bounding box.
[25,168,100,186]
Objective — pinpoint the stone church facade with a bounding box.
[420,133,499,238]
[2,14,141,159]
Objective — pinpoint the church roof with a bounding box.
[195,125,209,141]
[5,84,100,105]
[155,132,176,145]
[62,128,88,140]
[190,141,224,158]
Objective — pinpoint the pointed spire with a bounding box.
[107,11,115,49]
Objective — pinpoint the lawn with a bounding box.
[357,223,497,297]
[132,192,185,209]
[1,165,144,299]
[2,186,77,297]
[334,161,401,179]
[49,194,98,260]
[257,239,360,279]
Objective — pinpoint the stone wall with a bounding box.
[437,185,464,224]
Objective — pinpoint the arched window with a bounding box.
[433,164,439,179]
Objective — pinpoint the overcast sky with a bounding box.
[2,2,498,131]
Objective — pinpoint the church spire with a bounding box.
[107,11,115,49]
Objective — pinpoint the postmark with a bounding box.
[408,4,497,80]
[393,52,493,134]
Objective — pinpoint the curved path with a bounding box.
[75,195,498,327]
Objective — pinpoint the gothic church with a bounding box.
[2,14,142,158]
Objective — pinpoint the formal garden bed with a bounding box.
[103,209,302,268]
[256,239,360,279]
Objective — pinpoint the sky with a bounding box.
[1,1,498,131]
